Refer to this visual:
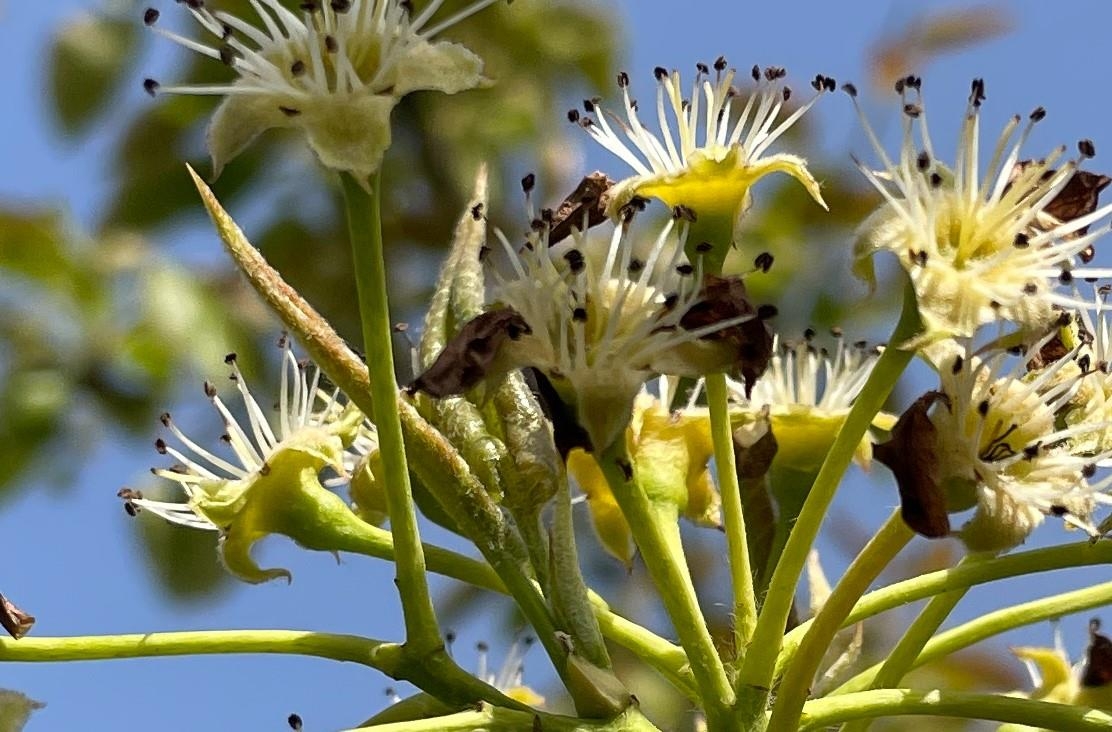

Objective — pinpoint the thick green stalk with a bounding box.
[342,172,441,655]
[736,281,919,717]
[833,579,1112,696]
[797,689,1112,731]
[759,465,817,598]
[705,372,757,657]
[840,554,988,732]
[766,511,912,731]
[345,704,663,732]
[778,540,1112,678]
[597,442,735,729]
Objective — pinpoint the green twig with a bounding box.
[736,281,919,720]
[766,511,912,731]
[798,688,1112,731]
[705,372,757,657]
[597,442,735,729]
[832,579,1112,696]
[342,171,441,655]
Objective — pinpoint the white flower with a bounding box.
[143,0,498,178]
[852,76,1112,346]
[121,337,369,582]
[884,338,1112,551]
[726,330,888,470]
[571,59,830,234]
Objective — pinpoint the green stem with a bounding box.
[346,704,662,732]
[840,554,989,732]
[760,466,817,599]
[798,688,1112,731]
[766,511,912,731]
[597,442,735,729]
[705,372,757,658]
[832,579,1112,696]
[778,540,1112,678]
[342,171,441,655]
[736,281,919,717]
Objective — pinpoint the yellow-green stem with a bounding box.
[597,442,735,729]
[705,372,757,658]
[342,171,440,654]
[798,688,1112,731]
[840,554,988,732]
[736,281,919,719]
[766,511,912,730]
[832,579,1112,696]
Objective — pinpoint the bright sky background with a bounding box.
[4,1,1112,730]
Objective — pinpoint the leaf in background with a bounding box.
[869,5,1014,91]
[134,505,230,601]
[48,13,138,135]
[0,690,43,732]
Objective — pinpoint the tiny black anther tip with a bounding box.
[755,252,774,272]
[951,355,964,374]
[695,241,713,254]
[471,202,484,220]
[757,304,778,320]
[143,8,160,25]
[1079,139,1097,158]
[617,71,629,88]
[155,438,168,454]
[288,713,304,730]
[1030,106,1047,122]
[203,381,217,398]
[841,82,858,97]
[224,352,237,364]
[521,173,536,193]
[654,66,668,81]
[977,400,990,417]
[143,78,159,96]
[566,108,580,123]
[714,56,728,71]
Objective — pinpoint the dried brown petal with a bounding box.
[874,391,951,538]
[409,309,531,397]
[0,593,34,640]
[678,274,773,396]
[1044,170,1112,235]
[1083,618,1112,687]
[547,172,614,246]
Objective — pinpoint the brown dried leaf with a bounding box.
[409,309,531,397]
[1083,618,1112,687]
[546,172,614,246]
[0,594,34,640]
[874,391,951,538]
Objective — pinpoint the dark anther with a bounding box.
[616,458,633,481]
[1049,505,1068,516]
[671,204,697,222]
[143,78,160,96]
[1029,106,1047,122]
[521,173,536,193]
[695,241,713,254]
[582,98,597,113]
[930,172,943,188]
[803,327,816,340]
[1080,139,1097,159]
[757,304,778,320]
[471,202,484,220]
[917,151,931,171]
[204,381,217,398]
[903,103,922,118]
[290,60,306,76]
[676,263,694,276]
[627,258,644,274]
[1060,270,1074,284]
[324,35,338,53]
[572,307,588,322]
[696,62,709,75]
[288,713,304,730]
[1014,232,1030,248]
[969,78,986,107]
[782,87,792,102]
[754,252,774,272]
[662,293,679,309]
[654,66,668,80]
[155,438,168,454]
[617,71,629,88]
[751,64,761,82]
[1084,463,1098,478]
[331,0,353,11]
[224,352,237,364]
[279,106,302,117]
[841,82,858,97]
[714,56,728,72]
[566,108,580,123]
[951,355,964,374]
[219,44,239,66]
[143,8,160,25]
[977,400,990,417]
[1023,283,1038,294]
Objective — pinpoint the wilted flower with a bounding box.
[143,0,498,179]
[411,181,774,452]
[120,338,368,582]
[875,338,1112,552]
[852,76,1112,346]
[1000,619,1112,731]
[571,60,830,244]
[567,380,719,567]
[727,329,890,471]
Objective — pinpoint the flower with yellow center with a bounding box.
[727,329,891,472]
[412,189,773,453]
[852,76,1112,346]
[143,0,498,179]
[571,59,830,239]
[120,338,368,582]
[877,338,1112,552]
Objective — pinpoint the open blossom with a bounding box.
[852,76,1112,346]
[876,338,1112,552]
[143,0,499,179]
[727,330,890,471]
[120,338,368,582]
[571,59,830,242]
[411,178,774,453]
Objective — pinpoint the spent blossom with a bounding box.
[143,0,500,179]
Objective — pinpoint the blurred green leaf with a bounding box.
[48,14,138,135]
[0,690,44,732]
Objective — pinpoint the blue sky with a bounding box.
[4,1,1112,729]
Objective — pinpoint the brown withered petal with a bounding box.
[1009,164,1111,255]
[0,593,34,640]
[409,309,531,397]
[526,367,593,457]
[874,391,952,538]
[546,172,614,246]
[1082,618,1112,687]
[678,274,773,396]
